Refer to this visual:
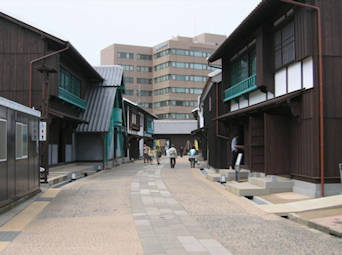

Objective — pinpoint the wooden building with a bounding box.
[206,0,342,196]
[0,96,40,207]
[0,12,103,176]
[76,66,126,168]
[124,98,157,160]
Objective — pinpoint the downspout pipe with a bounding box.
[215,82,230,141]
[29,42,70,107]
[280,0,325,196]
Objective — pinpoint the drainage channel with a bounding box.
[244,195,271,205]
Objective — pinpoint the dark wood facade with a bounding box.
[0,12,103,170]
[205,0,342,184]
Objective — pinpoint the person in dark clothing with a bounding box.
[231,135,244,169]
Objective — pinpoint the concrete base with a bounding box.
[293,180,342,198]
[249,175,293,191]
[206,169,220,182]
[220,169,250,181]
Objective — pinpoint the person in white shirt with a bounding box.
[188,146,197,168]
[167,145,177,168]
[231,136,244,169]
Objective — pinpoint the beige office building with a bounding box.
[101,33,226,119]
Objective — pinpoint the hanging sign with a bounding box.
[39,122,47,141]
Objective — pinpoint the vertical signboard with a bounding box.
[39,121,47,141]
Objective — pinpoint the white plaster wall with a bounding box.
[288,62,302,93]
[199,111,204,128]
[138,113,144,136]
[231,100,239,111]
[249,90,266,105]
[275,68,287,97]
[267,92,274,100]
[303,57,314,89]
[139,139,144,158]
[239,96,248,109]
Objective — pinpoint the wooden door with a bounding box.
[264,113,290,175]
[249,115,265,172]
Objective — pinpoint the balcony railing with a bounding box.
[146,127,154,134]
[58,87,87,110]
[224,74,257,102]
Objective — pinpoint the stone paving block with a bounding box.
[160,191,171,197]
[140,236,165,254]
[140,189,151,195]
[135,219,151,226]
[142,196,154,205]
[174,210,188,216]
[160,208,172,214]
[199,239,232,255]
[178,236,207,253]
[165,248,188,255]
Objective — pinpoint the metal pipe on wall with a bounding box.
[29,43,70,107]
[280,0,325,197]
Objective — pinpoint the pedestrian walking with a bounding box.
[188,146,197,168]
[167,144,177,168]
[143,144,150,163]
[155,145,162,165]
[180,146,184,157]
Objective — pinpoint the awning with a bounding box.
[191,127,207,139]
[49,108,88,124]
[216,89,305,121]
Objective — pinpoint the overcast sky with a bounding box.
[1,0,261,65]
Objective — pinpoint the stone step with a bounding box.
[225,181,268,196]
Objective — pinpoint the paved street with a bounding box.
[0,157,342,255]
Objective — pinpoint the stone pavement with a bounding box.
[0,157,341,254]
[131,162,231,255]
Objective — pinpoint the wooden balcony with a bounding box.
[224,74,257,102]
[58,87,87,110]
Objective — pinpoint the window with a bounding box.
[117,52,134,59]
[0,119,7,161]
[209,96,212,112]
[16,123,28,160]
[157,113,193,119]
[124,89,134,95]
[153,87,202,95]
[137,54,152,60]
[138,103,152,109]
[230,47,256,85]
[154,48,212,59]
[59,67,81,97]
[120,64,134,71]
[124,77,134,83]
[137,78,152,84]
[136,66,152,72]
[274,21,295,69]
[136,90,152,96]
[153,100,197,108]
[132,113,137,125]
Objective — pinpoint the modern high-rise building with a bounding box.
[100,33,226,119]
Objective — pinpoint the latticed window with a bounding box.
[230,47,256,85]
[274,21,295,69]
[59,67,81,97]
